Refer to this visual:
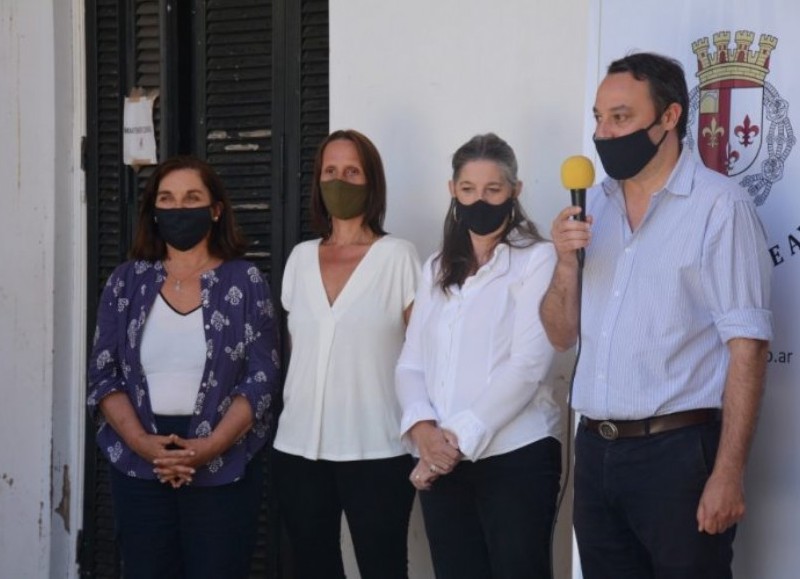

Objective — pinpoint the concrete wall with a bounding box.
[0,1,56,576]
[0,1,84,577]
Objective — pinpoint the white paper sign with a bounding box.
[123,89,158,166]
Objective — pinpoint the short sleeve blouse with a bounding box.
[274,236,420,460]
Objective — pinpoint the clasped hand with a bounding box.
[132,432,219,489]
[409,422,462,490]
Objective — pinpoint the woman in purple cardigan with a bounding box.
[87,156,279,579]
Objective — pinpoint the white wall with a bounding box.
[50,0,86,576]
[0,1,56,576]
[0,1,84,577]
[331,0,593,259]
[330,1,592,576]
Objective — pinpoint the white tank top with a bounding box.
[140,294,206,415]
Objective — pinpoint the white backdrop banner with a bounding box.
[584,2,800,578]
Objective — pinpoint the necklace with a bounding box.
[164,257,213,292]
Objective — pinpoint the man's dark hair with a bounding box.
[607,52,689,141]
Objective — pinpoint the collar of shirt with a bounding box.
[600,147,697,200]
[452,241,511,297]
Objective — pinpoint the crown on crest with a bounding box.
[692,30,777,87]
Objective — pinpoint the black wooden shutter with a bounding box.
[82,1,328,577]
[82,1,165,576]
[195,0,275,276]
[194,2,280,576]
[297,0,329,242]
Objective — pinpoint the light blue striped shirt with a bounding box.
[573,150,773,420]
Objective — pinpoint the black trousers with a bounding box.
[574,421,735,579]
[419,437,562,579]
[109,418,263,579]
[273,449,415,579]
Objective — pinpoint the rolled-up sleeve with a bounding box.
[87,269,127,419]
[703,197,773,344]
[231,274,280,423]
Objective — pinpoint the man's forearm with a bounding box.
[714,338,769,478]
[539,260,581,351]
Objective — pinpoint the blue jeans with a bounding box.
[109,415,264,579]
[273,450,415,579]
[574,421,734,579]
[419,437,562,579]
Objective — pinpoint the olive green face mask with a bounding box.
[320,179,369,220]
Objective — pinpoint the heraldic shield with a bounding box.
[692,30,777,177]
[698,81,763,176]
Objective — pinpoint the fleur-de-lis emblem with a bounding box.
[725,141,740,172]
[734,114,760,147]
[702,117,725,148]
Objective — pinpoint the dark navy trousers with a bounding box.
[109,416,264,579]
[419,437,562,579]
[574,421,735,579]
[273,450,415,579]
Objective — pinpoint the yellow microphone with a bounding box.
[560,156,595,267]
[560,155,595,223]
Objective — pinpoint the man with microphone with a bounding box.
[540,52,772,578]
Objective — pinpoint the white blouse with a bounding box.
[140,294,206,416]
[273,236,421,460]
[395,239,560,461]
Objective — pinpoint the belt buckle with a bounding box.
[598,420,619,440]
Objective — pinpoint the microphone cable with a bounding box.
[549,252,584,579]
[549,155,593,578]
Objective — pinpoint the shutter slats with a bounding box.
[298,0,329,240]
[133,0,161,194]
[201,0,273,274]
[85,0,126,575]
[84,2,163,577]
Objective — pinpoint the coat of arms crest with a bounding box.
[687,30,795,205]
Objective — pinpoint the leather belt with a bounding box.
[580,408,720,441]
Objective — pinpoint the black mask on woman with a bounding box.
[593,117,668,180]
[154,206,214,251]
[456,197,513,236]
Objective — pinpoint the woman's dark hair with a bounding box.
[310,130,388,239]
[436,133,544,293]
[607,52,689,141]
[130,156,248,261]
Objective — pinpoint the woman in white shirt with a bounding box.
[273,130,420,579]
[396,133,562,579]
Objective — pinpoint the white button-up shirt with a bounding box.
[396,237,560,461]
[573,150,773,420]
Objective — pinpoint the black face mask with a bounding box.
[154,206,214,251]
[594,116,668,180]
[456,197,513,236]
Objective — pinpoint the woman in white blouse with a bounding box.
[273,130,420,579]
[396,133,562,579]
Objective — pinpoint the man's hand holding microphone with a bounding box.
[555,155,595,269]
